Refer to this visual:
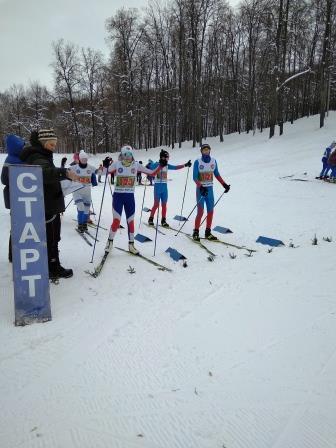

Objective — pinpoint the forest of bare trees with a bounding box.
[0,0,335,153]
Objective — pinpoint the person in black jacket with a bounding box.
[20,129,80,280]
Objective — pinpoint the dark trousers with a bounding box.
[46,213,61,263]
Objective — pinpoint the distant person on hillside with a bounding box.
[1,134,25,262]
[318,141,336,179]
[328,144,336,182]
[97,164,103,182]
[137,161,143,185]
[146,159,154,186]
[147,150,191,228]
[192,143,230,241]
[70,152,79,166]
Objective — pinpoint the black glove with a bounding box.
[103,157,111,168]
[185,160,192,168]
[200,185,208,197]
[223,183,231,193]
[159,159,168,167]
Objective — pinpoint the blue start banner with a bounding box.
[9,165,51,326]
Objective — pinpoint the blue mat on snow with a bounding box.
[173,215,188,222]
[135,233,152,243]
[213,225,233,234]
[256,236,285,247]
[165,247,187,261]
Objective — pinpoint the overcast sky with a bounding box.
[0,0,239,93]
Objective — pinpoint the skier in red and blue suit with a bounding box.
[192,143,230,241]
[148,149,191,228]
[106,146,165,254]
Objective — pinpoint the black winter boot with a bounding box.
[205,228,218,241]
[49,259,73,280]
[192,228,200,241]
[148,216,154,226]
[161,217,169,228]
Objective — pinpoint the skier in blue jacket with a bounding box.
[148,150,191,228]
[319,141,336,179]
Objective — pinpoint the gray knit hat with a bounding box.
[38,129,57,143]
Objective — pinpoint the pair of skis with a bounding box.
[86,243,172,278]
[75,228,99,247]
[146,222,256,254]
[72,219,108,231]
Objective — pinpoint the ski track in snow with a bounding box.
[1,113,336,447]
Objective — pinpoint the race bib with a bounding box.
[199,172,213,182]
[116,176,135,188]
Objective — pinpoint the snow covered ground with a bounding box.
[1,113,336,448]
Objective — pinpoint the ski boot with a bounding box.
[205,228,218,241]
[148,216,154,226]
[161,217,170,228]
[192,228,200,242]
[128,242,140,255]
[105,239,113,253]
[77,223,85,233]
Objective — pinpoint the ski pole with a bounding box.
[108,176,113,197]
[90,171,109,263]
[91,200,96,222]
[65,197,73,211]
[153,204,160,257]
[200,190,226,227]
[175,196,203,236]
[139,181,148,228]
[178,165,190,226]
[64,185,86,210]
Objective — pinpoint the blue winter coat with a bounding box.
[1,134,25,209]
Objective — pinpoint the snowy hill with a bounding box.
[1,113,336,448]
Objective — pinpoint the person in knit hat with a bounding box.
[1,134,25,262]
[20,129,80,280]
[68,150,98,232]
